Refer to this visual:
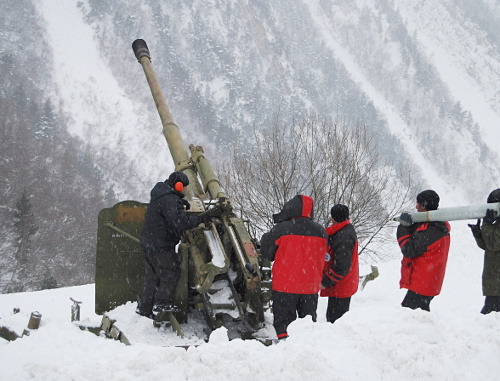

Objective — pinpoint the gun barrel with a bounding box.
[132,39,194,178]
[189,144,225,200]
[393,202,500,223]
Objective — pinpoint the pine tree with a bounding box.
[12,189,38,286]
[33,98,56,141]
[40,270,58,290]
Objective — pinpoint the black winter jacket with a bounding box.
[140,182,201,253]
[474,220,500,295]
[320,221,359,297]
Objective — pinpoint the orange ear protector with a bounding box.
[174,182,184,192]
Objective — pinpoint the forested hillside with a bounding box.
[0,0,498,291]
[0,0,116,291]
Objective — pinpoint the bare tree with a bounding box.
[217,115,413,262]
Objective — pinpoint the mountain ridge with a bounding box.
[0,0,499,290]
[32,0,498,202]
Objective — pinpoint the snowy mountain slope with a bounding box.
[19,0,500,204]
[304,0,500,204]
[397,0,500,154]
[35,0,172,199]
[304,1,454,200]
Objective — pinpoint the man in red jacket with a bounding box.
[397,190,451,311]
[260,195,327,340]
[320,204,359,323]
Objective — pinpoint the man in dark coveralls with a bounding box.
[136,171,210,318]
[468,188,500,314]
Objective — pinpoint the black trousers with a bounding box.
[481,296,500,314]
[401,290,434,312]
[272,290,318,339]
[138,248,180,313]
[326,296,351,323]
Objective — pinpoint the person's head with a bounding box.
[330,204,349,224]
[416,190,439,211]
[487,188,500,203]
[166,171,189,192]
[272,195,314,223]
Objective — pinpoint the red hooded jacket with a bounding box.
[260,195,327,294]
[397,221,451,296]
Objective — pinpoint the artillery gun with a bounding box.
[95,39,271,340]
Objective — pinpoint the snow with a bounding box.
[396,0,500,158]
[305,0,457,201]
[35,0,173,199]
[36,0,135,140]
[1,222,499,380]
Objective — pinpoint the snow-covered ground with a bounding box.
[1,222,499,380]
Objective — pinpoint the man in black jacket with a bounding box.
[137,171,209,318]
[320,204,359,323]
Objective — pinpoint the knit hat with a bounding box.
[331,204,349,222]
[416,190,439,210]
[487,188,500,203]
[166,171,189,188]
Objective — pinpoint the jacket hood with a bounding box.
[273,195,314,223]
[433,220,451,234]
[150,182,177,201]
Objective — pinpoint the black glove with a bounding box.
[181,199,191,210]
[468,219,482,238]
[484,209,498,224]
[399,212,413,227]
[321,274,336,289]
[200,213,212,225]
